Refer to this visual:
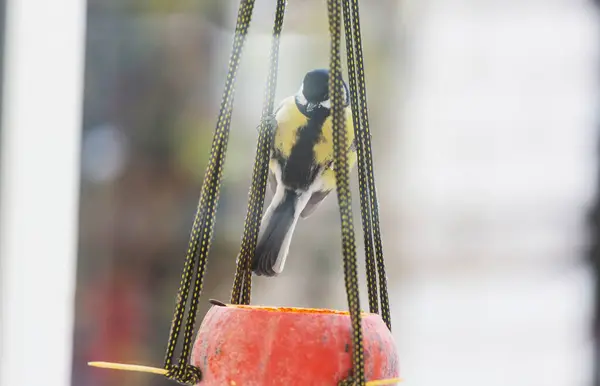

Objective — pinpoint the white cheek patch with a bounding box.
[321,99,331,109]
[296,85,307,106]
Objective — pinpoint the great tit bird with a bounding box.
[251,68,357,277]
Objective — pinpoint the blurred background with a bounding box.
[2,0,600,385]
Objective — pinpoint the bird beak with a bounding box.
[306,102,318,112]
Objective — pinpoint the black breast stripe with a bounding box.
[282,108,329,190]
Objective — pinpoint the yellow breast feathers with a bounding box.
[272,96,356,165]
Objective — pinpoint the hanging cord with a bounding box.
[231,0,287,306]
[347,0,391,331]
[162,1,256,384]
[341,0,378,317]
[327,0,365,384]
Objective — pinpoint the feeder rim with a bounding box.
[223,303,374,316]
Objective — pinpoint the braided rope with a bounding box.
[327,0,365,384]
[231,0,287,306]
[348,0,391,331]
[341,0,379,316]
[163,1,256,383]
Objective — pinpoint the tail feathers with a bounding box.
[252,190,299,276]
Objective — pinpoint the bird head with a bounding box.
[296,68,350,114]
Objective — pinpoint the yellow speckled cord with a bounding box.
[327,0,366,384]
[341,0,378,318]
[346,0,392,332]
[231,0,287,306]
[163,1,256,384]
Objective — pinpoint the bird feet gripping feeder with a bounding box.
[88,0,400,384]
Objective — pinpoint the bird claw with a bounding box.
[257,114,277,132]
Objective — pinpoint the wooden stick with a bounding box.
[88,362,167,375]
[366,378,403,385]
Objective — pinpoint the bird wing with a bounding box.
[268,169,277,194]
[300,190,331,218]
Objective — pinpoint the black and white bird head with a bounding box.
[295,68,350,115]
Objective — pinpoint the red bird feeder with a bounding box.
[89,304,401,385]
[192,305,399,385]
